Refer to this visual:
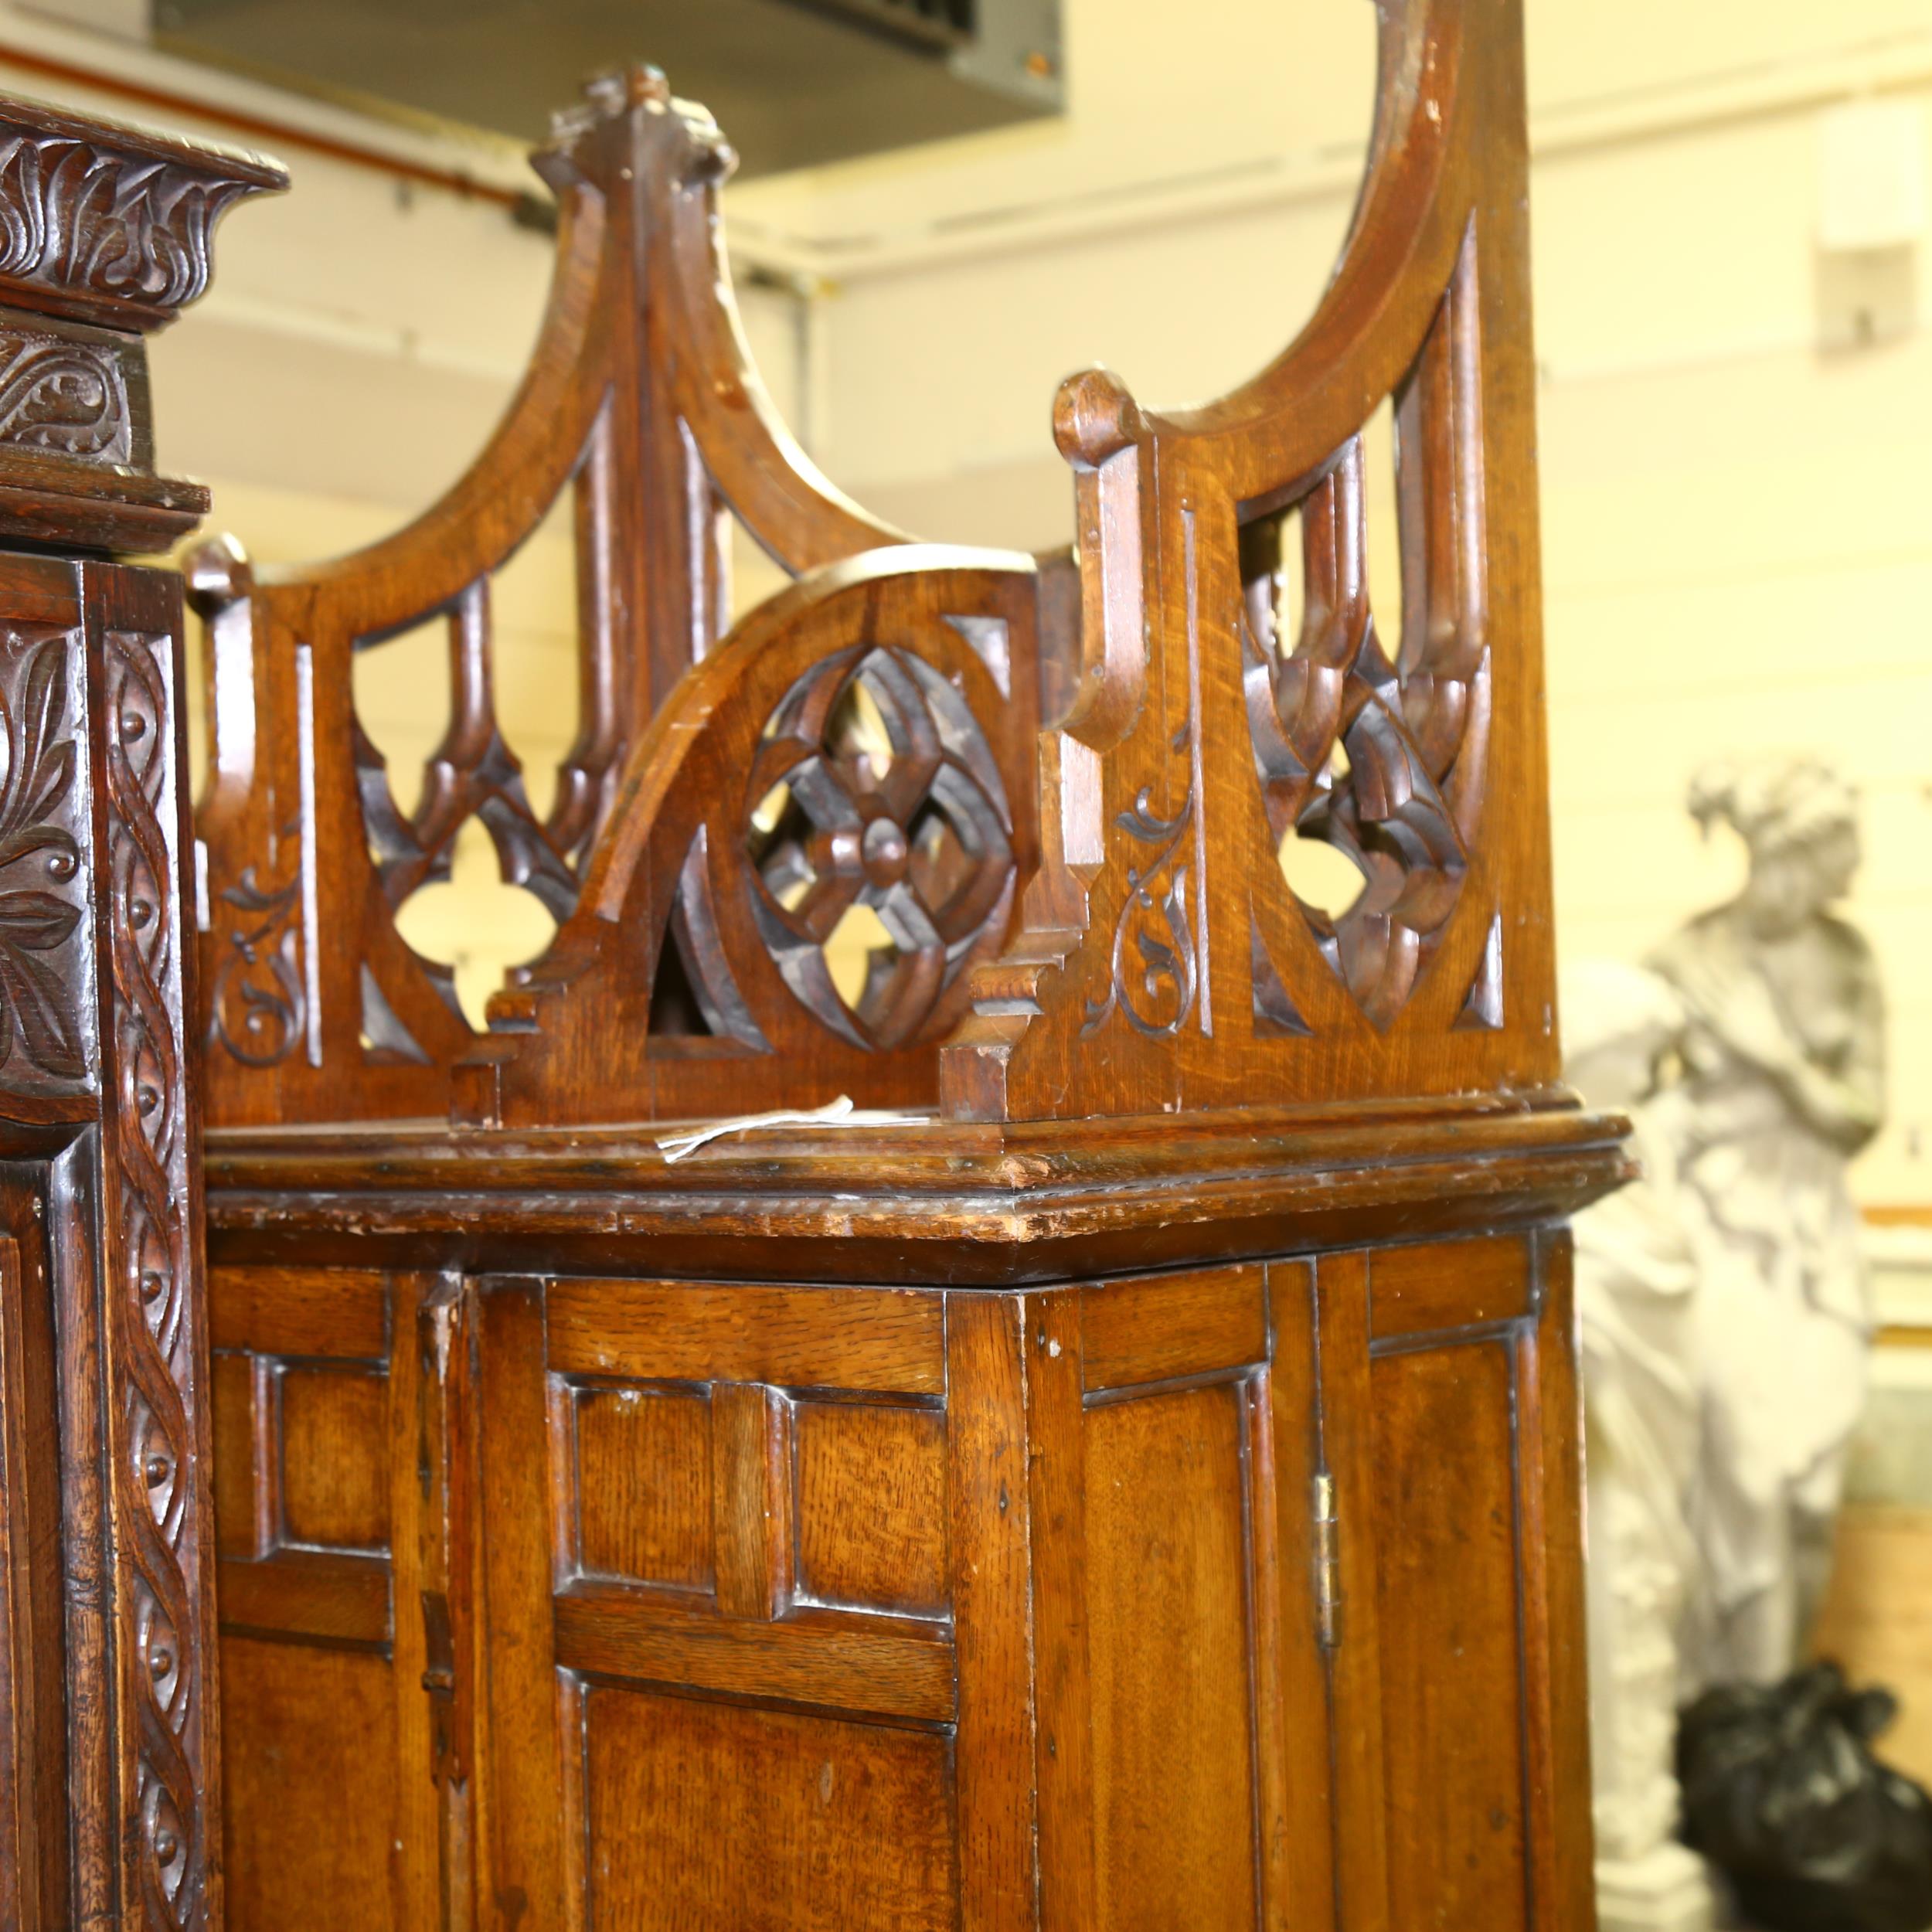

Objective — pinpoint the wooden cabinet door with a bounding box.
[471,1272,964,1932]
[209,1265,447,1931]
[1314,1233,1594,1932]
[0,1163,72,1930]
[1057,1260,1340,1932]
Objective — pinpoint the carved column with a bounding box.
[0,96,282,1930]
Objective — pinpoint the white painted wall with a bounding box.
[3,0,1926,1198]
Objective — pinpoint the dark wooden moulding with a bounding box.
[5,0,1631,1924]
[0,90,286,1932]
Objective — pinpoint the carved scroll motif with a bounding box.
[0,627,91,1090]
[1083,501,1211,1043]
[208,826,305,1067]
[362,580,581,924]
[102,629,211,1931]
[0,328,128,460]
[1083,732,1198,1039]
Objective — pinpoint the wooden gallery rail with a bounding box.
[0,2,1632,1927]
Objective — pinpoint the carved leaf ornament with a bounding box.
[0,631,83,1079]
[0,132,240,311]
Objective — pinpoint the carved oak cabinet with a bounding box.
[12,1,1626,1927]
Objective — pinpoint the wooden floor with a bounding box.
[1811,1503,1932,1785]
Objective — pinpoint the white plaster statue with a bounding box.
[1566,960,1716,1932]
[1649,757,1886,1691]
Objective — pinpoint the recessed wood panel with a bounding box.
[547,1279,944,1395]
[794,1400,947,1617]
[281,1364,389,1551]
[209,1266,390,1362]
[573,1383,713,1589]
[1087,1382,1259,1930]
[1368,1234,1531,1345]
[1081,1264,1269,1394]
[1370,1340,1527,1931]
[585,1687,957,1930]
[221,1634,402,1931]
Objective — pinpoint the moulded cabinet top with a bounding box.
[202,1092,1632,1284]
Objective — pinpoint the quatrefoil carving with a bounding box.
[745,645,1015,1052]
[1243,430,1490,1030]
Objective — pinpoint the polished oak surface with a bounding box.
[203,1233,1596,1931]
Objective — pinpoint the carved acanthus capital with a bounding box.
[0,97,284,552]
[0,96,285,333]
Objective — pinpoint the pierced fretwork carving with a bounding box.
[194,2,1551,1138]
[942,8,1549,1123]
[360,580,580,924]
[192,66,931,1124]
[1244,243,1491,1032]
[747,645,1015,1053]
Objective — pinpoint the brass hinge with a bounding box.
[1314,1471,1342,1650]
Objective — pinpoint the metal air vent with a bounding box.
[132,0,1063,176]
